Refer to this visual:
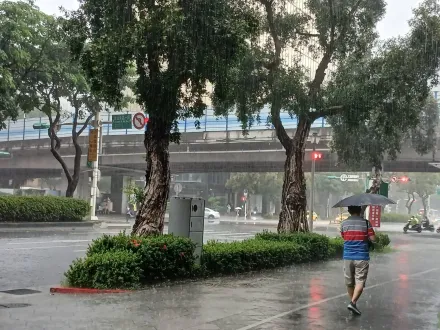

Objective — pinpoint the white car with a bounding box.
[205,208,220,220]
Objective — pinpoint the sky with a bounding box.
[35,0,421,40]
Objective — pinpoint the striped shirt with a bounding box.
[340,215,375,260]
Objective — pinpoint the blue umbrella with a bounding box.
[333,193,396,208]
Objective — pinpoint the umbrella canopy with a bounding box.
[333,193,396,208]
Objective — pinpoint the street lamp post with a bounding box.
[89,111,101,221]
[309,132,320,232]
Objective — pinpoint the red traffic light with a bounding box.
[144,117,149,124]
[241,196,246,201]
[400,176,410,182]
[312,151,322,160]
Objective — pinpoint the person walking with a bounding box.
[340,205,376,316]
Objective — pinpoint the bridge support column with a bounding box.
[76,172,91,201]
[110,175,130,215]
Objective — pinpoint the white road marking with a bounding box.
[73,250,87,253]
[236,267,440,330]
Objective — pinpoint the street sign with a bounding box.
[112,114,132,130]
[340,174,359,182]
[391,176,397,183]
[132,112,145,130]
[369,205,381,227]
[87,129,99,162]
[174,183,183,194]
[244,189,248,197]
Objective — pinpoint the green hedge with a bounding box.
[65,233,196,288]
[374,232,391,251]
[0,196,89,222]
[64,231,393,289]
[255,231,330,261]
[202,239,309,275]
[381,213,415,223]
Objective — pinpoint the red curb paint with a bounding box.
[50,287,131,294]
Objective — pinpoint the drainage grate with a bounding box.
[0,303,32,309]
[0,289,41,295]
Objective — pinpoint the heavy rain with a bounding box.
[0,0,440,329]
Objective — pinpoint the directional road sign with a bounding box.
[112,114,132,130]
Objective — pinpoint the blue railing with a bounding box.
[0,109,330,142]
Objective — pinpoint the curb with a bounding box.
[50,287,131,294]
[0,222,98,228]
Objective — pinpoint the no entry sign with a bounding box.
[132,112,145,130]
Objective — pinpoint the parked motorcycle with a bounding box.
[403,219,422,233]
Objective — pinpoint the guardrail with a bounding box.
[0,111,330,142]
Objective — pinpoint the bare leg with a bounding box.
[347,286,354,300]
[351,284,364,303]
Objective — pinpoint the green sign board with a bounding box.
[112,114,132,129]
[379,181,389,198]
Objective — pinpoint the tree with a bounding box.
[67,0,258,234]
[398,173,440,215]
[214,0,386,232]
[329,0,440,192]
[22,18,105,197]
[410,95,439,159]
[226,173,283,217]
[0,1,52,127]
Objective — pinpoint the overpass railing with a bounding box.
[0,111,330,142]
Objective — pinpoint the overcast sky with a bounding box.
[35,0,421,40]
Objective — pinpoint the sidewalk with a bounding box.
[1,235,439,330]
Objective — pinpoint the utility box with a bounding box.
[168,197,205,264]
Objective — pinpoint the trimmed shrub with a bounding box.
[202,239,309,275]
[0,196,89,222]
[381,213,414,223]
[255,231,331,261]
[328,237,344,258]
[85,233,196,282]
[375,232,391,250]
[65,250,143,289]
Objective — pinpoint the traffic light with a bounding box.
[32,123,50,130]
[144,117,149,124]
[311,151,322,160]
[400,176,410,182]
[241,196,246,202]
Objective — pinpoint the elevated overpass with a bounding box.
[0,127,438,180]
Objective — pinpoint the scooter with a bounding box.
[403,219,422,233]
[436,227,440,233]
[421,218,435,232]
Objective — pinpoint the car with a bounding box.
[205,208,220,220]
[335,212,350,223]
[307,211,318,221]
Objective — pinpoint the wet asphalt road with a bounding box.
[0,228,439,330]
[0,223,439,292]
[0,223,277,291]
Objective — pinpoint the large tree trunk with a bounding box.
[421,196,428,216]
[278,116,312,233]
[132,121,170,236]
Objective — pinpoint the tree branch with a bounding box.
[48,112,72,183]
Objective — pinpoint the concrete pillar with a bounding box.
[110,175,130,214]
[76,172,91,201]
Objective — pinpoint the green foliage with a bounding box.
[330,0,440,169]
[381,213,413,223]
[83,233,196,282]
[374,232,391,251]
[396,173,440,213]
[202,239,308,275]
[255,231,330,261]
[0,196,89,222]
[65,250,143,289]
[411,96,439,155]
[207,196,226,212]
[0,1,53,127]
[328,237,344,258]
[123,182,144,207]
